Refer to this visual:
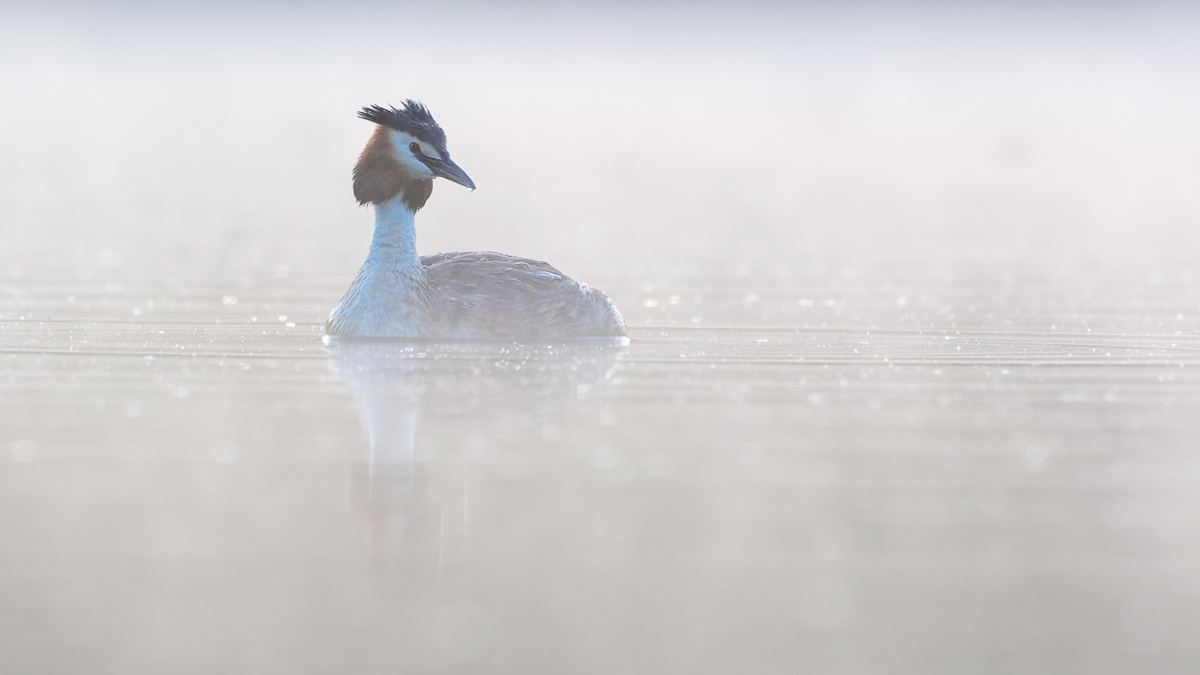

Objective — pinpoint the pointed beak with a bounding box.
[423,156,475,190]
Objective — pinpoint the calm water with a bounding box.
[3,3,1200,674]
[4,264,1200,673]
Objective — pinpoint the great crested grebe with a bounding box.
[325,100,627,340]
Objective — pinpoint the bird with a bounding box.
[325,100,627,341]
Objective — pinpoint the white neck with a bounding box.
[326,195,428,337]
[369,195,421,268]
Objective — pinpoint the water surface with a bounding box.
[3,3,1200,673]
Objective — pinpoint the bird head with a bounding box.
[352,100,475,210]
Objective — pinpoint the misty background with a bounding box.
[2,1,1198,292]
[3,3,1200,673]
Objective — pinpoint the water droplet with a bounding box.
[1023,443,1050,472]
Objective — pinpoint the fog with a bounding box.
[2,2,1200,673]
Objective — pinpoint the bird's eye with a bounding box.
[409,142,422,155]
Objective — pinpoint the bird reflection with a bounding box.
[327,340,626,564]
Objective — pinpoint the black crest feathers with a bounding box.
[358,100,447,152]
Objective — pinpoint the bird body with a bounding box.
[325,101,626,340]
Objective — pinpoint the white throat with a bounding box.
[369,195,421,269]
[325,194,428,338]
